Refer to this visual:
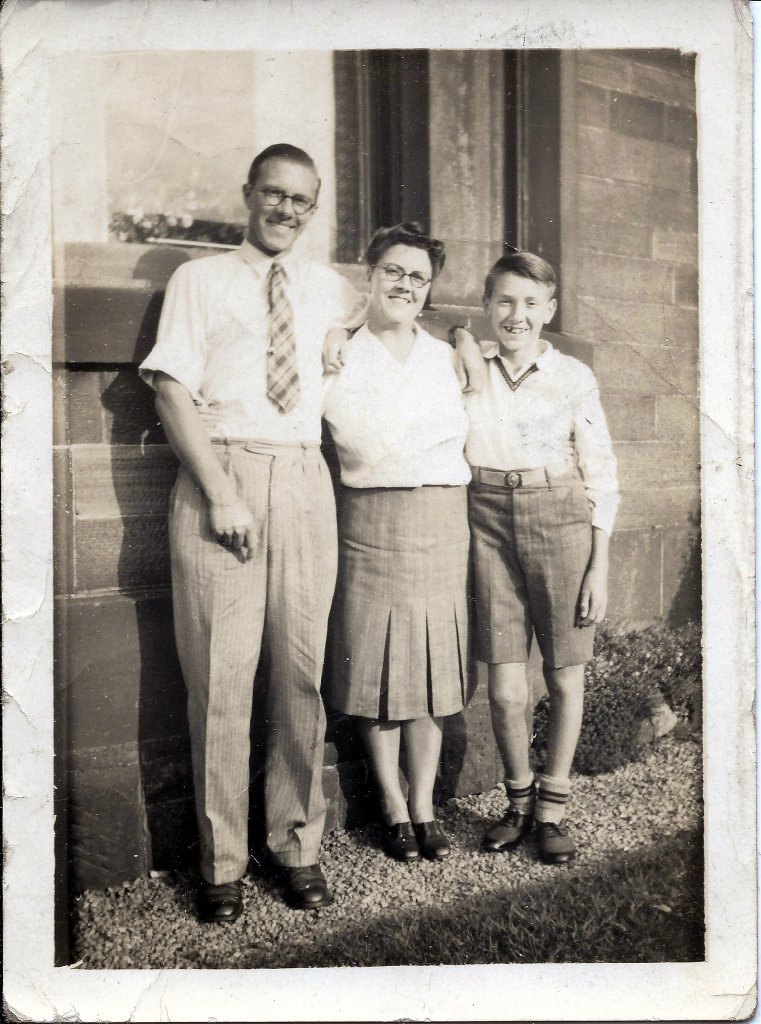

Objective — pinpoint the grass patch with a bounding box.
[274,830,704,969]
[533,622,702,774]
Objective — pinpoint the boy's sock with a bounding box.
[535,773,571,825]
[505,773,536,814]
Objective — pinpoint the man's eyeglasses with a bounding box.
[255,186,316,216]
[376,264,431,289]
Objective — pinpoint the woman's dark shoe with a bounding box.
[383,821,420,861]
[413,821,451,861]
[198,879,244,923]
[482,806,534,853]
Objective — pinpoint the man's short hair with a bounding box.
[365,221,447,280]
[246,144,319,189]
[483,251,557,300]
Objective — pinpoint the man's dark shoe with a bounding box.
[536,820,577,864]
[382,821,420,862]
[483,805,534,853]
[413,821,451,861]
[198,879,243,923]
[282,864,332,910]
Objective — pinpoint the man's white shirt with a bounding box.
[140,239,363,444]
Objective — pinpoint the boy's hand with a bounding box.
[452,327,488,394]
[323,326,352,374]
[578,562,608,626]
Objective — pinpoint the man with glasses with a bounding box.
[139,144,364,922]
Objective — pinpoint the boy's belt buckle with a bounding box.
[506,471,522,488]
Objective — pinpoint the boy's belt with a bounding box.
[471,466,576,490]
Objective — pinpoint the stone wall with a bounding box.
[566,50,700,626]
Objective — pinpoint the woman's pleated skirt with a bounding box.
[331,485,470,721]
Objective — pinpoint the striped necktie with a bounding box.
[267,261,300,413]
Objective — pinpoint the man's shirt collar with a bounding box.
[238,238,298,278]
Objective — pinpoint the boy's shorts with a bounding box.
[468,467,595,669]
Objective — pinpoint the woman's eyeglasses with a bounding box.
[375,264,431,289]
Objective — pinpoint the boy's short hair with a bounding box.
[483,251,557,301]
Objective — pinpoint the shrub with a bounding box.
[532,622,702,775]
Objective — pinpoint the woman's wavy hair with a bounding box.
[365,221,446,280]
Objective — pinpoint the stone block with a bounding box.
[652,229,698,264]
[626,50,696,79]
[52,369,68,447]
[630,61,696,108]
[662,525,702,625]
[433,239,507,306]
[576,297,699,349]
[663,105,698,150]
[579,174,698,233]
[605,397,657,441]
[579,125,693,191]
[673,265,699,307]
[74,514,171,593]
[63,593,185,751]
[615,441,699,492]
[324,711,365,767]
[656,395,701,444]
[607,528,663,625]
[68,748,149,891]
[579,219,653,259]
[65,369,105,444]
[577,51,633,91]
[615,485,699,531]
[144,797,199,872]
[439,702,502,800]
[140,736,194,806]
[577,82,610,129]
[322,760,375,832]
[593,342,698,398]
[71,444,177,518]
[101,368,167,445]
[60,284,164,366]
[53,448,74,597]
[610,91,665,142]
[578,251,676,305]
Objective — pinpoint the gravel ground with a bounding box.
[72,734,702,969]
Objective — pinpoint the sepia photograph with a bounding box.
[2,1,755,1021]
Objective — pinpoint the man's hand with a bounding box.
[322,326,352,374]
[209,498,258,561]
[578,561,609,626]
[452,327,488,394]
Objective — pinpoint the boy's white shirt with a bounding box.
[464,339,621,536]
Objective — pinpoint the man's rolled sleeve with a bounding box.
[139,261,207,401]
[573,365,621,536]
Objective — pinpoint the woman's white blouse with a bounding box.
[322,324,471,488]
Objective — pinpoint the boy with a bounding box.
[457,252,620,864]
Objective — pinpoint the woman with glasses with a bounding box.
[323,222,471,863]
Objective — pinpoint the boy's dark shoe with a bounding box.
[483,806,534,852]
[198,878,244,923]
[536,820,577,864]
[281,864,332,910]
